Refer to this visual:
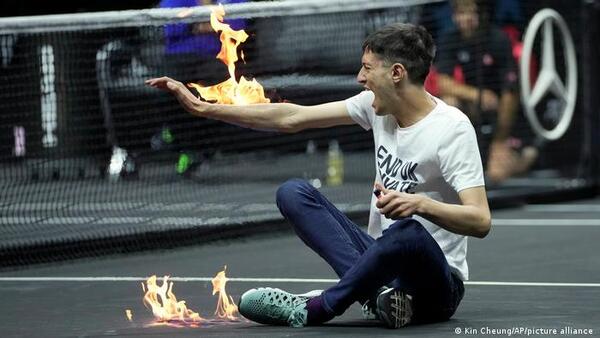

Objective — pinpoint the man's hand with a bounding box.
[481,89,499,111]
[374,183,424,220]
[487,140,538,184]
[146,77,208,116]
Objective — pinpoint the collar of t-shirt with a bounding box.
[393,95,443,133]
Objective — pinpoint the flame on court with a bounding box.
[188,4,270,104]
[125,309,133,321]
[142,275,203,325]
[212,266,240,320]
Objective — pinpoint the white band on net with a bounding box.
[0,0,445,35]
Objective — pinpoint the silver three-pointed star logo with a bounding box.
[520,8,577,141]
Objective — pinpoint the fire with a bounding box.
[125,309,133,321]
[188,4,270,104]
[142,275,203,324]
[212,266,240,320]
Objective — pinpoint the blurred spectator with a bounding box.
[435,0,536,184]
[159,0,247,84]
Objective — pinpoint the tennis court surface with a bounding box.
[1,0,599,337]
[1,198,599,337]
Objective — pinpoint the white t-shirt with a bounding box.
[345,90,485,281]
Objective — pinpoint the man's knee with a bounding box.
[387,219,428,240]
[375,219,428,259]
[275,178,314,210]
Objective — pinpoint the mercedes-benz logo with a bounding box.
[520,8,577,141]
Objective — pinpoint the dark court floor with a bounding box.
[1,198,599,337]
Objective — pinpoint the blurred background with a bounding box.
[0,0,598,267]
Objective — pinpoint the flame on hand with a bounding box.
[211,266,239,320]
[188,4,270,104]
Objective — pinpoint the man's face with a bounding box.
[453,4,480,38]
[357,50,394,115]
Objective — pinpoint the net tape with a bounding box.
[0,0,444,34]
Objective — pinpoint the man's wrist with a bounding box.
[196,102,214,118]
[415,194,430,216]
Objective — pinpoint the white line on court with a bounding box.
[0,277,599,287]
[492,219,600,226]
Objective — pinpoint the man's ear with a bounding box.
[391,63,407,83]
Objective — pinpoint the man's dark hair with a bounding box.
[362,23,436,84]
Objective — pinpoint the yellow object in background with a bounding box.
[327,140,344,186]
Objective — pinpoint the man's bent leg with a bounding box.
[276,178,374,278]
[238,179,375,327]
[321,219,464,323]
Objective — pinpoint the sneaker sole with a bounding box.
[376,288,413,328]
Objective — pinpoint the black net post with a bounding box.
[581,0,600,190]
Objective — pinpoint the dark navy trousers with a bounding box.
[276,179,464,323]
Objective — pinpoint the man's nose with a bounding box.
[357,68,366,84]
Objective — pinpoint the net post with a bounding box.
[580,0,600,191]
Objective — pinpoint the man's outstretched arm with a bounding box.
[146,77,355,133]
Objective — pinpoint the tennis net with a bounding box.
[0,0,596,267]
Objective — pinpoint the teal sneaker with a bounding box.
[375,288,413,328]
[238,288,322,328]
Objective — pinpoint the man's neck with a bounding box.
[389,86,437,128]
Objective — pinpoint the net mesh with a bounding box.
[0,0,595,267]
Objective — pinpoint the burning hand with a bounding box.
[148,6,269,106]
[374,183,423,219]
[146,77,209,116]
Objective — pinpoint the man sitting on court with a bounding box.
[147,23,491,329]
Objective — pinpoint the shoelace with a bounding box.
[251,288,311,328]
[264,292,307,327]
[286,297,308,328]
[362,301,378,320]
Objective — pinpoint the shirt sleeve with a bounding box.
[437,120,485,192]
[345,91,374,131]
